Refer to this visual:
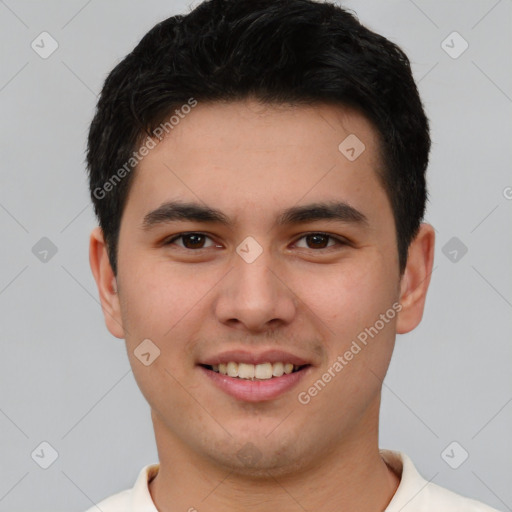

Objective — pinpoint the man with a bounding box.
[85,0,500,510]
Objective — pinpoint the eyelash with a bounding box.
[163,232,348,252]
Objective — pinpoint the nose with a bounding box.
[214,245,297,333]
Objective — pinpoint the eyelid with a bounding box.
[164,231,349,251]
[292,231,349,249]
[164,231,218,249]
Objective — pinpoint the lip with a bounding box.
[199,349,311,366]
[199,364,312,402]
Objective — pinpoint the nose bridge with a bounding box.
[236,244,276,299]
[215,238,296,330]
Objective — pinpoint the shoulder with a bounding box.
[82,463,159,512]
[83,489,130,512]
[418,480,501,511]
[381,450,502,512]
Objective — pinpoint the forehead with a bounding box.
[148,99,382,167]
[123,99,389,228]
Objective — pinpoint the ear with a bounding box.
[89,226,125,339]
[396,223,435,334]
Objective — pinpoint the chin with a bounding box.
[200,435,310,478]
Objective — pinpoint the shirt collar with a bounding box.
[129,451,422,511]
[381,449,430,511]
[130,463,160,512]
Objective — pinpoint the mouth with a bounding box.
[199,362,309,380]
[198,361,312,402]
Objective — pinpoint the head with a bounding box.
[87,0,430,278]
[88,0,434,476]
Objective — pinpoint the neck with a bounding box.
[148,411,400,512]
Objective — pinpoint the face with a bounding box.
[90,99,433,477]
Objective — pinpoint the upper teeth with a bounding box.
[212,362,298,380]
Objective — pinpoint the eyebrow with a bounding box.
[141,200,369,231]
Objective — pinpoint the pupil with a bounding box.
[183,234,328,249]
[308,234,327,248]
[185,234,204,248]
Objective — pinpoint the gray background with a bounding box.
[0,0,511,511]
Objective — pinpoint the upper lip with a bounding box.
[199,349,311,367]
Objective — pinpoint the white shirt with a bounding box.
[84,450,501,511]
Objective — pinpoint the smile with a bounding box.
[199,363,311,402]
[203,361,305,380]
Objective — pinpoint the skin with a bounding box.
[90,99,435,512]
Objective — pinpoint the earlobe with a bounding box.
[396,223,435,334]
[89,226,125,339]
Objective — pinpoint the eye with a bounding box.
[293,232,347,250]
[164,232,218,250]
[163,231,348,252]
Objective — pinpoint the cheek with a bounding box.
[296,261,398,412]
[116,259,205,413]
[117,256,208,340]
[298,256,399,393]
[296,256,397,336]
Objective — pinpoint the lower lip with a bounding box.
[199,365,311,402]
